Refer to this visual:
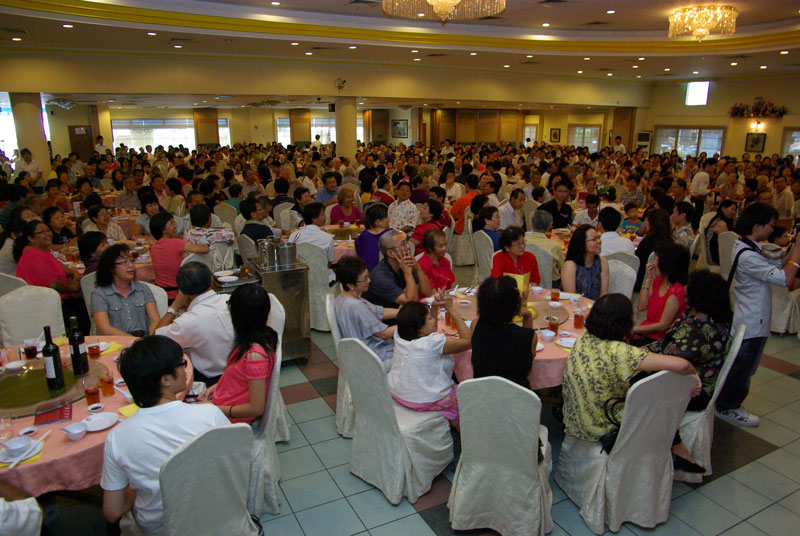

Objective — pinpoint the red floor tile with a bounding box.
[299,361,340,381]
[323,394,337,411]
[280,382,320,404]
[413,475,453,512]
[760,354,800,375]
[307,347,331,365]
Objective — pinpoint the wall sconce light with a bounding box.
[750,121,764,131]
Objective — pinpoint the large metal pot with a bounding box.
[276,242,297,267]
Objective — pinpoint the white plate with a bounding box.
[536,342,545,352]
[218,275,238,283]
[214,270,234,277]
[560,292,580,300]
[83,412,119,432]
[135,257,151,264]
[548,301,561,308]
[4,361,24,371]
[0,440,42,464]
[556,337,577,349]
[18,426,38,437]
[114,378,126,386]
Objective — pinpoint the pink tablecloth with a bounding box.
[0,336,194,497]
[333,242,357,262]
[112,216,136,239]
[450,295,589,390]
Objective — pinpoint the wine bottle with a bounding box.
[42,325,65,392]
[68,316,89,375]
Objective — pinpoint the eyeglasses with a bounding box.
[510,241,526,249]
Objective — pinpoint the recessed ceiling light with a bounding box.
[11,37,22,41]
[413,58,421,61]
[607,73,613,76]
[607,10,616,14]
[664,68,670,71]
[193,103,198,105]
[632,65,638,69]
[173,44,182,48]
[542,23,550,27]
[411,49,419,53]
[423,103,428,106]
[147,32,157,36]
[693,71,699,74]
[636,75,642,78]
[271,1,280,5]
[526,55,533,58]
[62,24,74,28]
[470,52,478,56]
[760,65,768,69]
[503,64,510,68]
[215,97,220,100]
[202,100,208,103]
[108,100,114,103]
[584,57,591,60]
[349,45,357,49]
[456,101,461,104]
[730,62,738,66]
[638,57,645,61]
[305,51,313,55]
[417,12,425,17]
[577,70,583,74]
[290,42,299,46]
[780,50,789,54]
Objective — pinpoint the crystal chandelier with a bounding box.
[668,5,738,41]
[382,0,506,24]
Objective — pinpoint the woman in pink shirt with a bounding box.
[417,228,455,291]
[198,284,278,424]
[148,212,208,299]
[632,243,690,344]
[329,188,363,225]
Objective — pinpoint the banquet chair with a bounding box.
[324,203,335,225]
[771,284,800,334]
[296,242,330,331]
[449,208,476,266]
[603,251,639,276]
[694,212,718,271]
[214,203,237,230]
[80,272,99,334]
[472,229,494,283]
[674,325,745,484]
[273,202,294,231]
[100,178,114,191]
[159,424,261,536]
[498,185,511,202]
[338,338,453,504]
[717,231,739,280]
[264,181,276,198]
[181,242,235,272]
[688,234,701,260]
[236,234,258,265]
[445,217,455,250]
[555,371,696,534]
[142,282,169,317]
[607,259,637,299]
[340,183,359,193]
[0,273,26,298]
[522,199,540,231]
[182,183,193,197]
[326,292,354,438]
[448,377,553,536]
[0,286,66,347]
[525,243,553,289]
[342,177,361,188]
[247,292,289,514]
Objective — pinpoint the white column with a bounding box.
[10,92,50,187]
[335,97,357,164]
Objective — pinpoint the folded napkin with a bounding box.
[101,342,125,357]
[118,404,139,417]
[0,450,42,468]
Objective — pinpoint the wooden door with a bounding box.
[68,125,93,161]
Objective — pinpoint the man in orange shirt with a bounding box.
[451,174,479,234]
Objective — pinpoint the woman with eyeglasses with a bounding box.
[197,284,279,423]
[490,226,541,285]
[91,244,159,336]
[14,220,90,333]
[561,224,609,301]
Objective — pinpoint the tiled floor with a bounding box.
[42,265,800,535]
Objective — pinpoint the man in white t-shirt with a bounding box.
[94,135,109,156]
[101,335,229,534]
[612,136,626,154]
[14,148,42,187]
[598,206,635,256]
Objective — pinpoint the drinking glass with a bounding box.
[23,339,38,360]
[573,307,585,330]
[83,378,101,405]
[0,412,12,442]
[550,289,560,301]
[88,343,101,360]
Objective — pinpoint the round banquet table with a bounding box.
[322,224,364,240]
[333,240,358,262]
[0,336,194,496]
[445,292,591,390]
[112,215,136,239]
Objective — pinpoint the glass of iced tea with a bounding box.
[550,289,560,301]
[88,343,101,360]
[100,374,114,397]
[545,315,560,335]
[83,378,101,405]
[573,307,585,330]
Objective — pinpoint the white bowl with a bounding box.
[2,436,33,457]
[548,301,561,308]
[531,286,543,295]
[539,329,556,342]
[62,422,88,442]
[343,221,351,227]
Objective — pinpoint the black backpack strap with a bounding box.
[726,238,760,289]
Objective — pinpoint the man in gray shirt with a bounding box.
[717,203,800,427]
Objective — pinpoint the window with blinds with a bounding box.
[653,127,725,158]
[276,117,291,146]
[311,117,336,144]
[568,125,601,151]
[523,125,538,144]
[111,118,197,150]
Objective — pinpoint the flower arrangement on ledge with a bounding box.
[729,97,788,118]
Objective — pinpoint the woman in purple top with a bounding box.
[355,203,390,272]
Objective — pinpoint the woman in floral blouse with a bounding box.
[648,269,732,411]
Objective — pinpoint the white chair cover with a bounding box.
[236,234,258,264]
[326,292,354,438]
[0,286,65,347]
[160,424,260,536]
[688,234,701,259]
[342,178,360,188]
[214,203,237,230]
[80,272,99,335]
[181,243,235,272]
[266,293,290,444]
[717,231,739,280]
[264,181,276,198]
[472,230,494,283]
[296,242,330,331]
[445,218,455,250]
[771,285,800,334]
[182,183,193,197]
[0,273,26,297]
[674,325,745,483]
[525,243,553,289]
[556,371,696,534]
[603,251,639,276]
[247,292,288,515]
[324,203,335,225]
[338,338,453,504]
[448,377,553,536]
[522,199,540,230]
[607,260,637,299]
[498,185,511,202]
[273,202,294,231]
[100,178,113,190]
[449,209,476,266]
[694,212,717,271]
[142,282,169,317]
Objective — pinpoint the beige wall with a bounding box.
[388,108,412,146]
[45,104,92,158]
[541,112,610,145]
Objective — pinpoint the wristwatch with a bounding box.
[167,307,178,316]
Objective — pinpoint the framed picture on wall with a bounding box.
[391,119,408,138]
[745,132,766,153]
[550,128,561,143]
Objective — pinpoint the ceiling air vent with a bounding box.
[582,21,609,26]
[427,53,447,57]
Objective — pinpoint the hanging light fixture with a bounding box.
[668,5,738,41]
[382,0,506,24]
